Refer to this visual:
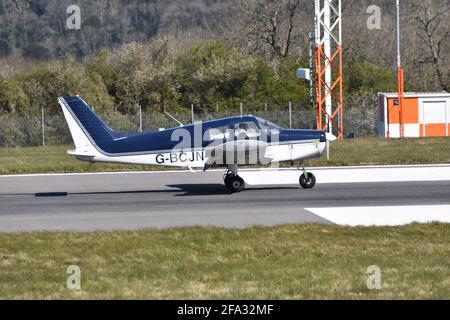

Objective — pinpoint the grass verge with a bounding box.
[0,224,449,299]
[0,137,449,175]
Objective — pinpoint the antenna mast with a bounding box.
[396,0,405,139]
[314,0,344,139]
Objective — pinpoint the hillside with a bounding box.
[0,0,234,60]
[1,1,448,92]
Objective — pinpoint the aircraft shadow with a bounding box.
[2,184,298,198]
[64,184,231,196]
[167,184,231,196]
[1,184,228,197]
[168,184,299,196]
[72,184,231,196]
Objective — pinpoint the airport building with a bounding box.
[378,92,450,138]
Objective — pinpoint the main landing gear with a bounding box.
[298,162,316,189]
[224,171,245,193]
[224,165,245,193]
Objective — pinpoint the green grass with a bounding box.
[0,145,154,175]
[0,138,449,175]
[0,224,449,299]
[309,137,450,167]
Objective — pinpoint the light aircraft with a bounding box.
[58,96,336,193]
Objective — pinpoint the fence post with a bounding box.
[41,106,45,147]
[240,102,243,116]
[138,103,142,132]
[191,104,194,123]
[289,101,292,129]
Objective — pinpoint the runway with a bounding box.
[0,166,450,232]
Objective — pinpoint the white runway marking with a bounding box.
[1,164,450,181]
[306,205,450,226]
[240,165,450,185]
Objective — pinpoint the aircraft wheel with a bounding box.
[299,173,316,189]
[225,175,245,193]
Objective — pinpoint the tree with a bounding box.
[23,44,52,61]
[346,60,396,94]
[108,42,152,113]
[142,38,180,112]
[176,41,257,111]
[231,0,304,64]
[409,0,450,91]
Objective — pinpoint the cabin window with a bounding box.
[205,127,226,141]
[255,117,282,130]
[234,122,260,138]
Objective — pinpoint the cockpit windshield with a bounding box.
[255,117,283,130]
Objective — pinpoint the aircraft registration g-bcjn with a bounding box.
[58,96,336,193]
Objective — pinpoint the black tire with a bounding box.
[299,173,316,189]
[225,175,245,193]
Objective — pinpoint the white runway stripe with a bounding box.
[306,205,450,226]
[1,164,450,180]
[240,165,450,185]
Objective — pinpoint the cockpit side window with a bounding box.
[255,117,282,130]
[204,126,226,141]
[234,122,260,138]
[234,122,258,131]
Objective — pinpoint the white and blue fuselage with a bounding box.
[59,96,328,168]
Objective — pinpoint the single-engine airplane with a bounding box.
[58,96,336,193]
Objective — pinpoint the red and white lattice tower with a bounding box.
[314,0,344,139]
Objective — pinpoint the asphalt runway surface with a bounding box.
[0,170,450,232]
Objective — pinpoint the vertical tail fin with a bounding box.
[58,96,118,159]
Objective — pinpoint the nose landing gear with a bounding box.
[298,162,316,189]
[299,172,316,189]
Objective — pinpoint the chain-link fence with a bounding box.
[0,104,378,147]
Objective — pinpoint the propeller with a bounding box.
[325,132,337,160]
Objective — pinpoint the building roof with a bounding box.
[378,92,450,98]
